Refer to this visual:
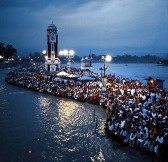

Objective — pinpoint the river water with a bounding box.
[72,63,168,89]
[1,63,166,162]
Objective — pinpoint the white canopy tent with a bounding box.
[56,71,70,76]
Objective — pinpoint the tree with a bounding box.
[4,45,17,59]
[0,42,5,57]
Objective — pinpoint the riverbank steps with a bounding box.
[5,64,168,161]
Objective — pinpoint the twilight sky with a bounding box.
[0,0,168,57]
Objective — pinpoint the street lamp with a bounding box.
[59,49,75,72]
[101,54,112,77]
[42,50,48,61]
[42,50,47,55]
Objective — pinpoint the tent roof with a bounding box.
[78,76,95,81]
[56,71,70,76]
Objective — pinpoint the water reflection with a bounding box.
[35,94,150,161]
[57,99,81,126]
[35,93,153,161]
[36,95,112,161]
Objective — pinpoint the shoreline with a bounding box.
[4,64,168,161]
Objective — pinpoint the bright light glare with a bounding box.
[44,56,48,60]
[0,55,4,59]
[105,55,112,62]
[59,50,64,56]
[69,50,74,56]
[42,50,47,55]
[150,80,154,84]
[63,49,68,55]
[59,49,75,57]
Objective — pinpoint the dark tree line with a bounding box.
[75,53,163,63]
[161,59,168,65]
[112,54,163,63]
[83,53,163,63]
[0,42,17,59]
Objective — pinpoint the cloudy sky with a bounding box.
[0,0,168,57]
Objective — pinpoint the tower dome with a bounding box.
[47,23,57,31]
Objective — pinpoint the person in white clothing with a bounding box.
[129,131,137,147]
[156,134,164,145]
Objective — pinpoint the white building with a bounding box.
[81,55,93,76]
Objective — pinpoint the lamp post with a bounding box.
[101,54,112,77]
[99,67,103,78]
[59,49,75,72]
[42,50,47,55]
[42,50,48,61]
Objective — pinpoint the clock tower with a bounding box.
[45,23,60,72]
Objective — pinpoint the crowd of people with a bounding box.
[104,78,168,160]
[5,64,168,161]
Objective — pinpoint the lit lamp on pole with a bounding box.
[42,50,47,55]
[42,50,48,61]
[59,49,75,72]
[101,54,112,77]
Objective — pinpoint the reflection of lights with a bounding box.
[38,96,51,117]
[39,96,51,107]
[27,150,32,154]
[91,149,105,161]
[57,99,82,127]
[97,150,105,161]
